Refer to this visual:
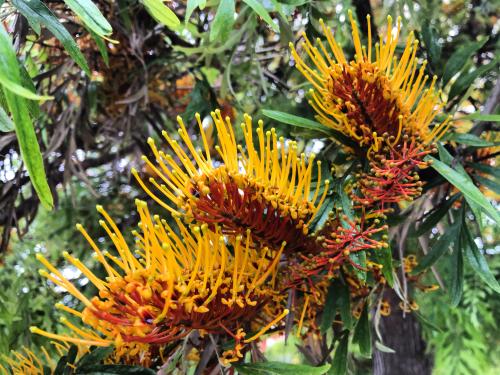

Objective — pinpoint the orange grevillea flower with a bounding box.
[290,213,388,282]
[352,137,436,208]
[132,110,329,252]
[32,201,288,365]
[290,11,451,155]
[0,343,88,375]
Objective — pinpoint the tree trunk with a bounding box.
[372,288,433,375]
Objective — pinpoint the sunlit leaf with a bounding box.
[63,0,112,37]
[0,25,53,209]
[242,0,278,31]
[210,0,235,42]
[11,0,91,76]
[142,0,181,29]
[463,225,500,293]
[234,361,330,375]
[426,156,499,223]
[442,38,488,86]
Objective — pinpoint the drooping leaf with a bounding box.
[242,0,278,31]
[415,193,461,236]
[442,37,488,86]
[426,156,500,223]
[449,232,464,307]
[352,304,371,357]
[0,25,53,209]
[0,105,14,132]
[210,0,235,42]
[373,243,394,287]
[458,113,500,122]
[413,220,461,273]
[0,72,53,101]
[446,133,496,147]
[63,0,112,37]
[142,0,181,30]
[233,361,330,375]
[262,110,359,149]
[185,0,206,23]
[329,333,349,375]
[462,225,500,293]
[475,175,500,195]
[337,280,352,330]
[11,0,91,76]
[448,58,498,100]
[421,24,442,71]
[467,163,500,179]
[320,280,339,334]
[75,346,114,369]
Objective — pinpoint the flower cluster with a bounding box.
[133,110,329,253]
[28,11,450,371]
[33,201,288,366]
[291,11,451,210]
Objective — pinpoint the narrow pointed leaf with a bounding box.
[329,333,349,375]
[0,25,53,209]
[63,0,112,37]
[242,0,278,31]
[0,105,14,132]
[233,361,330,375]
[442,38,488,85]
[11,0,90,76]
[352,304,371,357]
[210,0,235,42]
[142,0,180,29]
[463,225,500,293]
[449,232,464,306]
[426,156,500,223]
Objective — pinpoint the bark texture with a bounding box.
[373,289,432,375]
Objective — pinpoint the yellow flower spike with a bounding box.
[135,111,327,254]
[34,201,284,365]
[291,12,449,153]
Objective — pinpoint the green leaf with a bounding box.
[142,0,181,29]
[442,38,488,86]
[446,133,496,147]
[373,243,394,287]
[449,232,464,307]
[0,25,53,209]
[63,0,112,37]
[0,105,14,132]
[329,333,348,375]
[421,24,442,70]
[352,304,371,357]
[76,346,114,369]
[457,113,500,122]
[338,280,352,330]
[467,163,500,179]
[88,28,110,66]
[185,0,206,23]
[415,193,461,236]
[413,220,461,273]
[210,0,235,42]
[0,72,53,101]
[426,156,500,223]
[320,280,339,334]
[233,362,330,375]
[262,110,359,149]
[475,175,500,195]
[11,0,90,76]
[462,225,500,293]
[448,59,498,100]
[242,0,278,31]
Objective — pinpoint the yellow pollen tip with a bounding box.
[38,269,48,277]
[55,303,64,309]
[75,223,83,231]
[35,253,44,261]
[147,137,154,145]
[131,167,138,175]
[29,327,39,333]
[62,251,70,258]
[96,205,104,212]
